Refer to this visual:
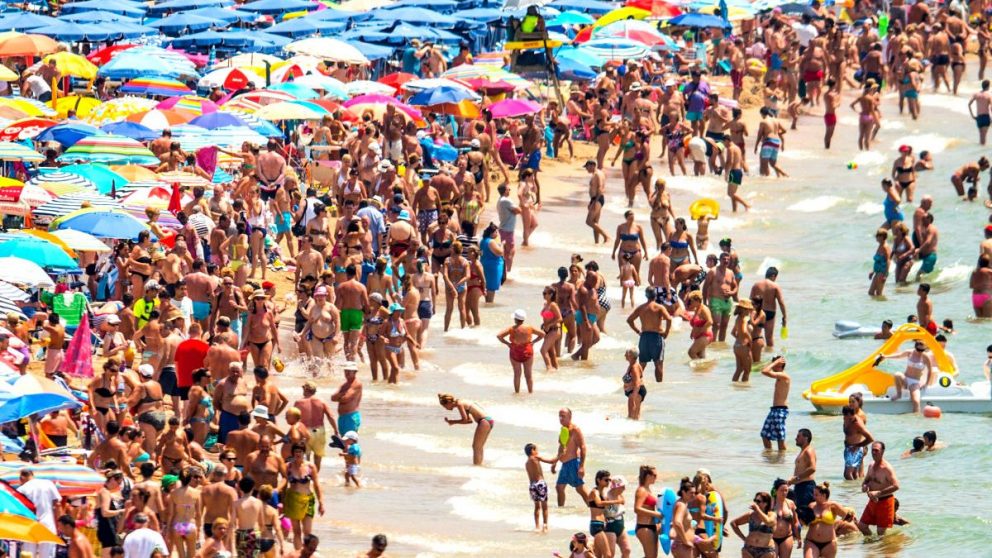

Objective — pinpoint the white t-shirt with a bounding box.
[793,23,818,47]
[24,75,50,98]
[122,528,168,558]
[18,478,60,558]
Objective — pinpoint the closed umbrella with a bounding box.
[0,118,57,142]
[59,135,159,165]
[34,121,103,148]
[0,142,43,162]
[51,208,152,240]
[0,257,54,288]
[0,237,77,269]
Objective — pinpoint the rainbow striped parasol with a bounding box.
[156,95,219,116]
[119,77,193,97]
[58,135,159,165]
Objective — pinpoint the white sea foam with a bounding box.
[448,362,621,395]
[856,201,884,215]
[888,133,954,155]
[786,195,845,212]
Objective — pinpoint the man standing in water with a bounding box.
[968,80,992,145]
[914,214,939,282]
[857,441,900,536]
[750,267,787,347]
[787,428,817,526]
[759,356,790,451]
[331,362,363,439]
[626,287,672,382]
[703,252,738,342]
[755,107,788,177]
[584,160,609,244]
[916,283,936,335]
[294,381,339,470]
[723,136,750,212]
[554,408,586,507]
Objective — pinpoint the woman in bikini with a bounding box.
[891,222,914,284]
[465,246,486,327]
[749,295,767,364]
[220,221,250,287]
[804,482,846,558]
[685,291,713,359]
[128,230,154,299]
[669,218,698,273]
[850,83,880,151]
[183,369,214,446]
[971,254,992,318]
[438,393,493,466]
[441,240,469,331]
[732,300,755,382]
[297,286,337,362]
[670,477,696,558]
[429,211,457,274]
[891,145,917,202]
[770,479,799,558]
[730,491,776,558]
[282,443,323,548]
[587,470,623,558]
[363,294,389,381]
[399,274,422,371]
[305,203,335,258]
[384,303,417,384]
[113,243,130,300]
[255,484,284,557]
[88,359,122,433]
[648,179,674,250]
[613,210,649,279]
[612,121,639,205]
[496,309,545,394]
[245,188,269,280]
[877,339,933,413]
[366,257,396,302]
[519,169,539,246]
[869,228,892,297]
[246,290,278,369]
[662,119,690,176]
[539,287,562,371]
[633,465,662,558]
[129,367,165,454]
[622,348,645,420]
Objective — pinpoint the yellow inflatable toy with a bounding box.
[746,58,766,79]
[689,198,720,220]
[803,324,959,413]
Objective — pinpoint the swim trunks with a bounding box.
[760,138,781,163]
[686,111,703,122]
[557,458,584,487]
[529,479,549,502]
[638,331,665,364]
[759,406,788,441]
[844,445,865,469]
[920,252,937,274]
[338,411,361,434]
[728,169,743,185]
[977,114,992,129]
[709,297,733,317]
[192,300,211,321]
[860,496,895,529]
[340,308,364,332]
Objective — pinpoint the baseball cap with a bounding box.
[138,364,154,378]
[513,309,526,321]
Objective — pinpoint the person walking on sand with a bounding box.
[584,160,610,244]
[554,408,587,507]
[438,393,493,466]
[968,80,992,145]
[759,356,791,452]
[524,443,556,532]
[857,441,900,536]
[496,309,545,394]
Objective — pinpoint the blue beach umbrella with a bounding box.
[53,209,151,240]
[267,81,320,99]
[0,12,59,31]
[187,7,254,23]
[150,0,233,12]
[548,0,616,14]
[100,121,159,141]
[0,236,77,269]
[308,8,367,22]
[266,17,343,37]
[668,13,731,28]
[345,39,393,61]
[61,0,146,16]
[372,7,457,26]
[35,122,103,148]
[32,22,120,41]
[548,10,595,26]
[61,11,139,24]
[148,13,223,34]
[408,85,477,106]
[241,0,316,15]
[98,49,197,79]
[188,111,248,129]
[0,393,80,424]
[56,164,129,195]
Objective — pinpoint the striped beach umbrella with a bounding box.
[27,172,98,197]
[84,96,159,126]
[156,95,219,116]
[32,191,120,221]
[125,109,195,130]
[121,183,190,209]
[0,184,54,207]
[59,135,159,165]
[0,280,29,303]
[51,208,151,240]
[0,142,44,162]
[120,77,194,97]
[157,171,211,189]
[110,165,160,183]
[0,97,56,118]
[0,462,104,497]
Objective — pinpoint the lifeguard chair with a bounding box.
[506,8,565,106]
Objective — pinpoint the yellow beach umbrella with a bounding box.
[594,7,650,28]
[0,513,62,544]
[698,5,755,20]
[0,97,47,117]
[0,65,17,81]
[52,95,102,118]
[110,165,160,182]
[42,52,98,80]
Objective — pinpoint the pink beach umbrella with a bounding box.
[486,99,543,119]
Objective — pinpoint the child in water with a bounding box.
[341,431,362,488]
[524,443,556,532]
[618,253,639,309]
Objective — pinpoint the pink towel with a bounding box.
[62,315,93,378]
[196,146,218,178]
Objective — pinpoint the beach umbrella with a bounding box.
[0,118,56,141]
[460,78,516,94]
[41,52,98,80]
[186,6,254,23]
[99,121,159,142]
[157,171,211,189]
[0,142,43,162]
[187,111,248,129]
[86,43,137,65]
[98,49,197,80]
[441,65,531,89]
[110,165,159,182]
[198,67,265,91]
[579,37,654,61]
[0,184,53,207]
[668,12,730,28]
[372,7,457,26]
[56,164,128,195]
[408,85,478,106]
[343,80,395,96]
[0,236,77,269]
[0,280,29,303]
[378,71,415,91]
[17,229,77,258]
[84,96,159,125]
[548,10,596,25]
[51,208,150,240]
[28,172,98,196]
[0,66,17,82]
[0,14,60,32]
[284,37,369,65]
[148,13,222,34]
[594,6,650,27]
[486,98,543,118]
[0,461,103,497]
[32,192,119,222]
[344,94,423,116]
[0,257,53,288]
[61,10,140,24]
[0,513,61,544]
[120,78,194,98]
[156,96,219,116]
[61,0,146,16]
[121,184,188,209]
[48,229,112,253]
[125,109,195,130]
[35,121,103,148]
[0,33,58,57]
[266,17,343,37]
[60,135,159,166]
[286,74,348,100]
[51,95,102,119]
[267,81,320,100]
[242,0,317,14]
[214,108,281,136]
[211,52,282,69]
[254,100,326,121]
[151,0,234,12]
[0,97,55,118]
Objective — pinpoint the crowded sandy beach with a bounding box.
[0,0,987,556]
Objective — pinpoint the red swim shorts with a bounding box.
[860,496,895,529]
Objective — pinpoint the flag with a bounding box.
[168,182,182,216]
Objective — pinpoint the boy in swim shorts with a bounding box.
[524,443,556,532]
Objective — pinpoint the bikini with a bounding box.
[670,237,690,266]
[744,516,776,557]
[773,506,795,546]
[619,231,641,259]
[635,491,659,533]
[806,507,836,552]
[365,315,384,343]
